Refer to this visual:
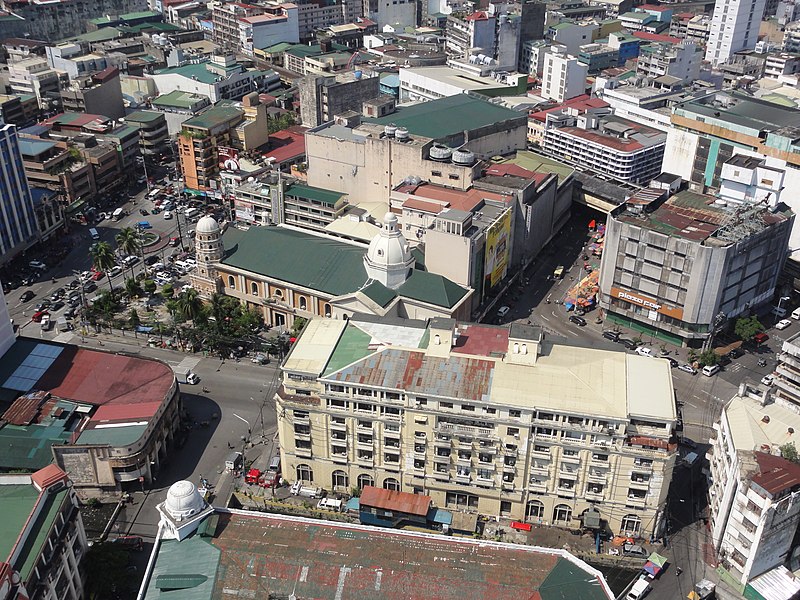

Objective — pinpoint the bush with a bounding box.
[143,279,156,294]
[84,497,102,508]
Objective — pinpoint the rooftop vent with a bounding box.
[395,127,409,141]
[384,123,397,137]
[429,143,452,162]
[452,148,475,166]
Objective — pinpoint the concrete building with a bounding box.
[718,154,785,206]
[190,214,473,326]
[0,124,39,267]
[784,22,800,53]
[7,57,61,111]
[211,0,299,56]
[291,0,361,41]
[547,21,599,55]
[31,187,65,243]
[663,92,800,261]
[542,46,588,102]
[0,94,38,128]
[275,315,677,535]
[0,466,88,600]
[150,54,281,103]
[363,0,416,29]
[635,42,701,85]
[123,110,169,156]
[578,43,619,74]
[398,65,527,102]
[707,387,800,586]
[446,11,497,59]
[599,191,794,346]
[764,52,800,79]
[178,95,269,193]
[775,331,800,414]
[304,94,528,206]
[59,66,125,120]
[135,480,614,599]
[45,43,109,79]
[705,0,767,65]
[299,71,380,127]
[18,136,93,211]
[149,90,211,135]
[596,83,684,133]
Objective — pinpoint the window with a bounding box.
[296,464,313,482]
[299,296,307,310]
[250,281,258,295]
[323,303,332,317]
[446,491,479,509]
[383,477,400,491]
[357,474,374,489]
[620,514,641,535]
[462,404,475,412]
[273,288,283,299]
[228,275,235,289]
[416,397,427,405]
[553,504,573,525]
[332,470,348,489]
[526,500,545,520]
[507,427,519,436]
[441,402,453,409]
[509,410,521,418]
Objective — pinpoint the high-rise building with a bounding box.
[705,0,767,65]
[541,46,588,102]
[0,123,38,267]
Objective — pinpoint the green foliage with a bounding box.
[128,308,140,329]
[177,288,203,322]
[84,497,102,507]
[89,241,117,291]
[124,277,141,299]
[143,279,156,294]
[698,349,719,367]
[267,112,296,134]
[83,543,134,599]
[161,283,174,298]
[115,227,141,258]
[292,316,308,335]
[780,442,800,464]
[350,486,361,498]
[735,316,764,342]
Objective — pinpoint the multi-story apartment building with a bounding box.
[636,41,701,85]
[542,46,589,102]
[290,0,360,41]
[0,93,39,128]
[705,0,767,65]
[8,57,61,110]
[276,315,678,536]
[446,11,496,59]
[45,43,108,79]
[178,94,269,193]
[764,52,800,79]
[718,154,785,206]
[299,71,381,127]
[0,466,88,600]
[599,190,794,346]
[59,66,125,120]
[233,174,348,230]
[707,389,800,586]
[541,113,665,184]
[685,14,712,45]
[547,21,599,55]
[124,110,169,156]
[774,331,800,413]
[211,0,299,56]
[578,43,620,74]
[150,90,211,135]
[0,124,39,266]
[784,21,800,53]
[18,136,94,209]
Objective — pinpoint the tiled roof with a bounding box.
[265,125,308,163]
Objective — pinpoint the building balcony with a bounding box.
[557,487,576,498]
[586,489,605,502]
[455,472,472,484]
[356,456,374,467]
[433,471,450,482]
[329,419,346,431]
[530,464,549,475]
[294,414,310,425]
[528,482,548,494]
[629,478,650,489]
[626,496,647,508]
[587,471,607,483]
[437,422,494,439]
[295,447,312,458]
[456,456,473,467]
[501,481,515,492]
[357,440,374,450]
[331,453,348,464]
[294,432,311,442]
[560,454,581,464]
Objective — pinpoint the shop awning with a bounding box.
[66,199,87,215]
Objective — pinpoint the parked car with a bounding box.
[761,374,775,386]
[497,305,511,318]
[109,266,123,277]
[678,364,697,375]
[31,310,48,323]
[622,543,648,557]
[602,330,620,342]
[251,353,269,365]
[35,301,50,311]
[621,339,637,350]
[137,221,152,229]
[776,319,792,330]
[568,315,587,326]
[635,346,654,357]
[92,270,104,281]
[753,332,770,344]
[20,290,35,302]
[50,300,65,311]
[28,260,47,270]
[666,357,678,368]
[170,236,181,247]
[139,208,149,216]
[163,211,173,220]
[727,347,744,359]
[83,282,97,293]
[702,364,721,377]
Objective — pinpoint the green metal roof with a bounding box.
[0,483,39,564]
[259,41,293,54]
[221,227,369,296]
[77,424,147,446]
[284,183,345,206]
[151,90,208,110]
[124,110,165,124]
[17,489,68,580]
[182,106,243,131]
[143,533,221,600]
[74,27,123,42]
[364,94,524,140]
[155,62,240,85]
[360,280,397,307]
[538,557,610,600]
[285,42,350,58]
[322,325,374,376]
[397,270,468,309]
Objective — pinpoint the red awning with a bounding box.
[588,219,596,229]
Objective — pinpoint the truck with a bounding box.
[56,316,71,332]
[173,365,199,385]
[553,265,565,279]
[290,481,324,498]
[625,578,651,600]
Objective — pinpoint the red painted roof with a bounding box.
[465,11,489,20]
[265,125,308,164]
[453,323,509,357]
[35,347,174,407]
[90,401,162,423]
[31,464,67,491]
[400,183,509,213]
[529,95,609,122]
[752,451,800,497]
[633,31,684,44]
[402,197,444,213]
[640,4,672,11]
[484,163,549,185]
[359,486,431,516]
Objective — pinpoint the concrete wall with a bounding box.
[299,75,380,127]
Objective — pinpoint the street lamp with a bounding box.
[778,296,790,314]
[233,413,252,437]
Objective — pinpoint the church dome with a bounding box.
[363,212,414,290]
[164,480,206,520]
[196,215,220,235]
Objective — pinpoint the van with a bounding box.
[792,308,800,320]
[702,364,720,377]
[317,498,342,511]
[147,188,160,199]
[626,578,651,600]
[89,228,100,240]
[269,456,281,473]
[112,208,124,221]
[184,207,200,219]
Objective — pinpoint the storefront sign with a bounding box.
[610,287,684,320]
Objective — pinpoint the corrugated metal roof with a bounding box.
[752,451,800,497]
[359,486,431,516]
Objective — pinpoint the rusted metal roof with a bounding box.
[359,486,431,516]
[2,391,49,426]
[752,451,800,497]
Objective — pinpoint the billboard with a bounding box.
[218,147,240,171]
[484,208,512,289]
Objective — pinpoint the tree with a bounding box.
[124,277,142,299]
[161,283,174,298]
[210,292,227,333]
[143,279,156,294]
[115,227,141,279]
[83,543,134,599]
[129,308,141,331]
[698,349,719,367]
[177,288,204,322]
[780,442,800,464]
[735,316,764,342]
[89,241,117,291]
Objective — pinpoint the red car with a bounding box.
[92,271,104,281]
[32,310,49,323]
[754,332,770,344]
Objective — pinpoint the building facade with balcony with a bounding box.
[707,390,800,586]
[275,316,678,536]
[0,466,88,600]
[124,110,169,156]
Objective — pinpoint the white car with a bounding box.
[79,270,93,282]
[186,372,199,385]
[28,260,47,270]
[776,319,792,330]
[761,374,775,386]
[635,346,654,357]
[109,265,123,277]
[163,211,173,220]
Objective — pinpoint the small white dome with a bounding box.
[196,215,220,234]
[363,212,414,290]
[164,480,206,520]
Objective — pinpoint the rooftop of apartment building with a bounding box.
[550,114,666,152]
[503,150,576,184]
[124,110,165,125]
[181,105,244,132]
[264,125,308,163]
[632,31,683,44]
[0,338,174,470]
[673,92,800,137]
[142,510,613,600]
[400,65,518,93]
[286,315,676,422]
[151,90,210,110]
[723,393,800,469]
[615,189,793,245]
[154,61,243,84]
[43,111,114,132]
[0,465,71,584]
[529,94,610,122]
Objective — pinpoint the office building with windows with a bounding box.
[705,0,767,65]
[275,315,678,538]
[0,123,39,266]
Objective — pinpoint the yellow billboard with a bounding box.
[484,208,512,289]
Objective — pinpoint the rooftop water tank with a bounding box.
[429,143,452,162]
[395,127,409,141]
[384,123,397,137]
[452,148,475,165]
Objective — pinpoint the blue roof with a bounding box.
[380,74,400,88]
[345,497,360,511]
[18,138,56,157]
[19,124,49,137]
[428,507,453,525]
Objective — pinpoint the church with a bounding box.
[190,213,473,328]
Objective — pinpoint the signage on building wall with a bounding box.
[610,287,684,320]
[484,208,512,289]
[234,200,254,222]
[218,147,240,171]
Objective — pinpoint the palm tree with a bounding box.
[115,227,141,279]
[124,277,141,299]
[177,288,203,322]
[89,241,117,292]
[210,292,226,333]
